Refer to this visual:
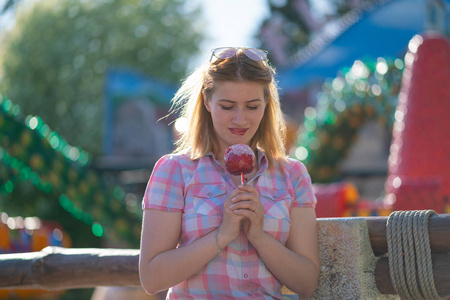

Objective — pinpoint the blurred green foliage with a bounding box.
[0,0,204,155]
[0,95,142,248]
[294,58,404,182]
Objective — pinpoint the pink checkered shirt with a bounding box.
[142,150,316,299]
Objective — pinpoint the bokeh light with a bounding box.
[174,117,188,133]
[295,146,308,161]
[92,222,104,237]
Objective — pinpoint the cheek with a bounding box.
[254,108,266,124]
[210,109,227,125]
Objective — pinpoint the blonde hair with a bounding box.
[171,51,287,167]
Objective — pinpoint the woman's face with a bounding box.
[204,81,266,156]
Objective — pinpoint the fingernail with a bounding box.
[230,204,236,208]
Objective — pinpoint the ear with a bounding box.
[203,91,211,112]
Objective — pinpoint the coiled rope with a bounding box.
[386,210,444,300]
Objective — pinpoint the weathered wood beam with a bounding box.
[366,214,450,255]
[0,246,140,290]
[375,253,450,296]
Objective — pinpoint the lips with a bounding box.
[229,128,248,135]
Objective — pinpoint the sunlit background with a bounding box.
[0,0,449,299]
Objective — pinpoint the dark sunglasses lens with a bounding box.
[244,49,266,61]
[214,48,238,60]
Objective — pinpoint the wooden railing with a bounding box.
[0,215,449,297]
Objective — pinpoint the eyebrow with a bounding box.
[217,99,262,104]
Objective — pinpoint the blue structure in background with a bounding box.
[277,0,449,93]
[103,68,176,161]
[104,68,175,107]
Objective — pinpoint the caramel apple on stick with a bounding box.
[224,144,256,185]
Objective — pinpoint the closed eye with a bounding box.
[220,105,233,110]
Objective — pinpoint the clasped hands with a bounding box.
[217,185,265,248]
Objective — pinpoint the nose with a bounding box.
[232,108,246,125]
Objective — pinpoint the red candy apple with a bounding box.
[224,144,256,184]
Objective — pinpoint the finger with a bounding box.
[231,201,262,214]
[224,188,246,205]
[222,206,246,222]
[229,187,245,198]
[236,186,259,201]
[237,184,258,194]
[231,195,262,212]
[233,209,257,218]
[225,203,241,215]
[230,200,253,210]
[231,192,257,204]
[232,188,260,201]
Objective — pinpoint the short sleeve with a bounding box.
[142,154,185,212]
[288,159,317,208]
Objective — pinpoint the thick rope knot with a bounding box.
[386,210,444,300]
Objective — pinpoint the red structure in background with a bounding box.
[313,182,392,218]
[313,182,358,218]
[384,33,450,213]
[314,33,450,219]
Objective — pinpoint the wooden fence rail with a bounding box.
[0,247,140,290]
[0,215,449,296]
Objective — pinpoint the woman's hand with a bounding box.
[230,185,265,243]
[217,188,247,247]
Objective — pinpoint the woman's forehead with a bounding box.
[212,81,264,92]
[211,81,265,101]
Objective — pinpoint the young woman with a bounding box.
[139,47,319,299]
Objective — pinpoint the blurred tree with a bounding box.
[0,0,204,155]
[259,0,376,66]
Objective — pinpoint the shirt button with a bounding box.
[274,195,277,199]
[248,293,252,296]
[244,274,248,278]
[207,192,212,196]
[242,250,246,254]
[221,168,225,172]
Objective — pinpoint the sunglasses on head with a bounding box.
[210,47,268,62]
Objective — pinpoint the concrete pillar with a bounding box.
[307,218,398,299]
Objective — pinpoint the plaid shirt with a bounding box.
[142,150,316,299]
